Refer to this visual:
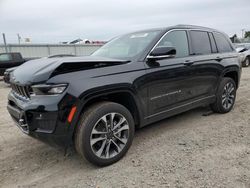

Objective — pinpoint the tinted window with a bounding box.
[209,33,217,53]
[12,53,22,61]
[213,32,233,53]
[157,30,189,58]
[190,31,211,55]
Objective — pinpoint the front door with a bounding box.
[144,30,194,117]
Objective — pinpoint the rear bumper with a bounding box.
[7,91,78,147]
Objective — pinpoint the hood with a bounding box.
[11,56,129,85]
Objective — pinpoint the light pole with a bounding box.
[241,29,245,39]
[17,33,21,44]
[2,33,8,53]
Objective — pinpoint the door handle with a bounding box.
[183,60,194,66]
[215,56,223,62]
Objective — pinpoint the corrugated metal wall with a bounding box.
[0,44,102,58]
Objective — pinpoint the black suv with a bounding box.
[7,25,241,166]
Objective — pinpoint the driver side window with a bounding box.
[157,30,189,58]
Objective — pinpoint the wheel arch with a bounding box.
[222,67,240,89]
[69,84,144,140]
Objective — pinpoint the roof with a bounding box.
[129,25,222,35]
[170,24,221,33]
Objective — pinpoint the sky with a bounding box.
[0,0,250,44]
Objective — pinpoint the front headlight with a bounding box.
[31,83,68,96]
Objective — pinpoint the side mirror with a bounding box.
[147,46,176,61]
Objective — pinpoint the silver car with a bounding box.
[235,43,250,67]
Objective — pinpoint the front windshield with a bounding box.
[92,30,161,60]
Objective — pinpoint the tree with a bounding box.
[230,34,240,43]
[244,31,250,38]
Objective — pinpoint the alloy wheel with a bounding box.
[222,82,235,110]
[90,113,129,159]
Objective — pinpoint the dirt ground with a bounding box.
[0,68,250,188]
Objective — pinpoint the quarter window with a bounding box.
[190,31,211,55]
[157,30,189,58]
[213,32,233,53]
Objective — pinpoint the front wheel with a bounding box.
[75,102,135,166]
[211,77,236,113]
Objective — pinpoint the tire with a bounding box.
[75,101,135,166]
[242,57,250,67]
[211,77,236,113]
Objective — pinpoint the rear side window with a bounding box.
[190,31,211,55]
[213,32,233,53]
[12,53,22,61]
[157,30,189,58]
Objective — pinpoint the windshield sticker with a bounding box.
[130,33,148,38]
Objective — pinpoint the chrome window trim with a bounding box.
[146,28,220,59]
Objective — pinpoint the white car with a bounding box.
[235,43,250,67]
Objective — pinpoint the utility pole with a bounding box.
[17,33,21,44]
[2,33,8,53]
[241,29,245,39]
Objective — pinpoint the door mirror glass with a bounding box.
[147,46,176,60]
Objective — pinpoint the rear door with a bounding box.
[185,30,223,99]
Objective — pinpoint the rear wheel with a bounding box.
[75,102,135,166]
[211,77,236,113]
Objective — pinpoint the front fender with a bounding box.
[67,84,145,141]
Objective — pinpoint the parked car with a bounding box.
[0,52,36,76]
[3,54,76,84]
[7,25,241,166]
[235,43,250,67]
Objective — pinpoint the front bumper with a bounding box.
[7,91,77,147]
[3,71,10,84]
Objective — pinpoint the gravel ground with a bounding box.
[0,68,250,188]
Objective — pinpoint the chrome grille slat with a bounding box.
[15,85,18,93]
[18,86,22,95]
[10,83,31,100]
[26,86,31,98]
[21,86,26,97]
[17,86,22,96]
[21,87,27,98]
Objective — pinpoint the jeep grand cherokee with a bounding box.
[7,25,241,166]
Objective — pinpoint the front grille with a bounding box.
[11,83,32,99]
